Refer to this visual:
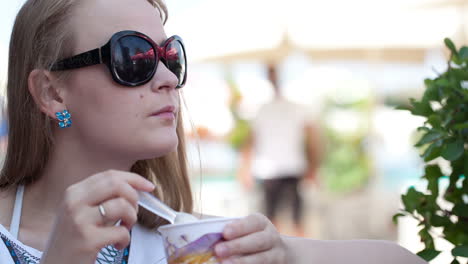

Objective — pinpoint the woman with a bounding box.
[0,0,426,263]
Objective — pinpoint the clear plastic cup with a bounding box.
[157,217,240,264]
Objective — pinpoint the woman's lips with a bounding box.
[150,105,176,120]
[152,111,175,119]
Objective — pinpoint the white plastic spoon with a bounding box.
[137,191,198,224]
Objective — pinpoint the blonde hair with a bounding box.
[0,0,192,229]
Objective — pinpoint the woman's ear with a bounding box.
[28,69,66,118]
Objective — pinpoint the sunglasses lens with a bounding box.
[113,36,156,84]
[165,39,186,87]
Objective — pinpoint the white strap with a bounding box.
[10,185,24,239]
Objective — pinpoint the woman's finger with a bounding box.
[223,213,268,240]
[215,229,276,258]
[77,171,154,205]
[93,198,138,229]
[91,225,132,251]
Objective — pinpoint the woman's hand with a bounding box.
[40,170,155,264]
[214,213,289,264]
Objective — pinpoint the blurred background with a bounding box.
[1,0,467,263]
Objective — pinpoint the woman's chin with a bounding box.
[138,137,179,160]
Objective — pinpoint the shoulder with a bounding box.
[0,188,15,230]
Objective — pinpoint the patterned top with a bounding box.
[0,223,167,264]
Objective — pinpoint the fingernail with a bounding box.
[146,181,155,189]
[215,244,228,257]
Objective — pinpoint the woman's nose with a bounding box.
[150,61,179,92]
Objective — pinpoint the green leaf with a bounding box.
[452,156,466,174]
[417,126,430,132]
[417,249,441,261]
[435,78,451,88]
[432,214,451,227]
[450,258,460,264]
[452,68,468,81]
[453,56,463,65]
[442,114,454,127]
[460,46,468,60]
[454,122,468,130]
[395,105,411,112]
[444,224,461,244]
[428,115,442,129]
[422,143,442,162]
[463,177,468,192]
[445,224,468,245]
[425,165,442,196]
[452,245,468,257]
[441,138,464,161]
[395,104,411,111]
[425,165,443,178]
[445,182,464,204]
[416,131,443,147]
[423,83,439,101]
[409,98,434,117]
[464,155,468,180]
[460,222,468,237]
[402,187,424,213]
[452,204,468,218]
[419,227,435,248]
[424,78,434,87]
[445,38,458,55]
[392,213,405,225]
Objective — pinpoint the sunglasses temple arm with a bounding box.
[50,48,102,71]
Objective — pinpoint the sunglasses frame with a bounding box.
[51,30,187,88]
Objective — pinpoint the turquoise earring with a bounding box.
[56,110,72,128]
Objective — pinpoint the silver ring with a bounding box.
[98,204,107,219]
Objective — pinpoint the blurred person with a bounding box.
[0,0,426,263]
[238,64,321,237]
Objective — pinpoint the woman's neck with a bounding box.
[21,133,135,229]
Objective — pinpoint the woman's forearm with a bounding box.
[283,236,427,264]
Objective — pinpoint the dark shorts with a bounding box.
[259,176,303,225]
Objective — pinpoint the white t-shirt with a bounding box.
[251,98,313,180]
[0,222,167,264]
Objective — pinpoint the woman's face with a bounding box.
[62,0,180,161]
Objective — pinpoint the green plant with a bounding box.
[225,74,251,150]
[320,98,372,194]
[394,38,468,263]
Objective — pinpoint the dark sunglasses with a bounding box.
[51,30,187,88]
